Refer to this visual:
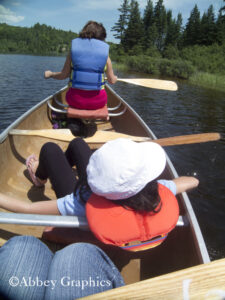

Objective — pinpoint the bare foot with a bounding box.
[26,155,47,186]
[27,156,39,174]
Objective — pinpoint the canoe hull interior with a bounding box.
[0,85,209,284]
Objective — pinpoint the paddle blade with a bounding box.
[117,78,178,91]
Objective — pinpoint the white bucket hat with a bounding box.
[87,138,166,200]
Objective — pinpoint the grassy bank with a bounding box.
[189,72,225,93]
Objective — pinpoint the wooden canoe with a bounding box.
[0,85,210,285]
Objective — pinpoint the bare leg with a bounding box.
[173,176,199,194]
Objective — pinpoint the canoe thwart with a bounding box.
[0,212,89,228]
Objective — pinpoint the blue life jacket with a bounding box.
[70,38,109,90]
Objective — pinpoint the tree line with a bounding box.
[0,23,77,55]
[110,0,225,90]
[111,0,225,55]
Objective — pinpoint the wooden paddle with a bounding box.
[115,78,178,91]
[9,129,220,146]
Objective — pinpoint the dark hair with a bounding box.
[75,178,161,213]
[116,180,162,213]
[79,21,107,41]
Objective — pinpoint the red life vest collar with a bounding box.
[86,183,179,248]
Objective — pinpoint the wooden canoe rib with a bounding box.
[0,85,210,285]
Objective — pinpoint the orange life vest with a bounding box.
[86,183,179,251]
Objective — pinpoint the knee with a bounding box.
[69,137,85,148]
[3,235,40,250]
[40,142,61,157]
[60,242,103,258]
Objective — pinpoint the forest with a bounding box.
[0,22,77,55]
[110,0,225,91]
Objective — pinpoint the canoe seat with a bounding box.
[47,97,127,121]
[67,105,109,120]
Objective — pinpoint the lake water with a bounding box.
[0,54,224,260]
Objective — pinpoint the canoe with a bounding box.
[0,84,210,285]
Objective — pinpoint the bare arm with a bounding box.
[0,193,60,215]
[105,57,117,84]
[44,53,71,80]
[172,176,199,194]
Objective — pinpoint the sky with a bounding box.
[0,0,224,42]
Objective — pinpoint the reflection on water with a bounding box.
[0,55,225,260]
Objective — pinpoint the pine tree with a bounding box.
[164,11,182,57]
[153,0,167,51]
[143,0,154,31]
[143,0,155,48]
[175,13,183,48]
[216,11,225,44]
[200,5,216,45]
[183,4,201,46]
[111,0,130,45]
[123,0,144,52]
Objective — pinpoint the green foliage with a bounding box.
[144,46,161,58]
[110,0,225,89]
[180,44,225,75]
[0,23,78,55]
[125,55,196,79]
[163,45,179,59]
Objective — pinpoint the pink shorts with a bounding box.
[66,88,107,110]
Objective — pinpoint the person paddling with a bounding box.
[44,21,117,110]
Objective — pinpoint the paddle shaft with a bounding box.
[9,129,220,146]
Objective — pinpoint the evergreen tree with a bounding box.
[165,10,174,46]
[216,11,225,44]
[111,0,130,45]
[143,0,154,31]
[153,0,167,51]
[200,5,216,45]
[183,4,201,46]
[123,0,144,52]
[143,0,155,48]
[164,12,182,57]
[175,13,183,48]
